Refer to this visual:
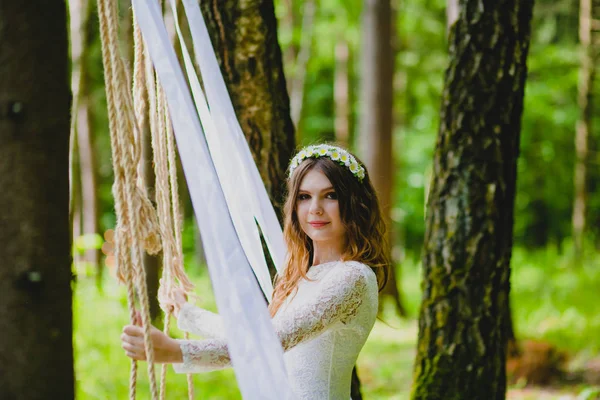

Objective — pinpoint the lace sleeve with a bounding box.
[172,262,371,374]
[177,303,225,339]
[173,338,231,373]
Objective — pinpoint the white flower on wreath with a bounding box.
[290,158,299,170]
[318,147,328,156]
[330,150,341,160]
[349,162,359,174]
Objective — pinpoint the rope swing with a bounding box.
[97,0,194,398]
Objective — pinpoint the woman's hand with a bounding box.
[121,312,183,363]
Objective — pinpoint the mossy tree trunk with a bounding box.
[199,0,296,218]
[359,0,406,318]
[411,1,534,399]
[0,2,74,398]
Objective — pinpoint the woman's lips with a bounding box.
[309,221,330,228]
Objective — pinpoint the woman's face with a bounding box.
[295,168,346,249]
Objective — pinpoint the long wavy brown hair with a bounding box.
[268,151,390,316]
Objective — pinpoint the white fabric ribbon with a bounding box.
[170,0,287,301]
[131,1,295,398]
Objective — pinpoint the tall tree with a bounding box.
[199,0,296,216]
[0,2,74,399]
[288,0,317,130]
[411,0,534,399]
[334,39,351,147]
[359,0,406,317]
[572,0,596,260]
[70,0,102,283]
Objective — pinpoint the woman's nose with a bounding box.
[309,199,324,215]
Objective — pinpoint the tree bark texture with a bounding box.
[359,0,406,318]
[0,2,74,399]
[199,0,296,217]
[411,1,534,399]
[572,0,596,260]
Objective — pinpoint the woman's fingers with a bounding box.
[121,330,147,361]
[121,331,144,346]
[123,324,143,336]
[121,342,145,361]
[121,321,177,363]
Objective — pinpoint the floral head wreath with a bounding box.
[288,144,366,182]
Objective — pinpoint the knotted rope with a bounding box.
[97,0,166,399]
[130,2,195,399]
[99,0,200,397]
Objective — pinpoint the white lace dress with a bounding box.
[173,260,379,400]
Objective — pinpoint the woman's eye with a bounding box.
[325,192,338,200]
[298,193,310,201]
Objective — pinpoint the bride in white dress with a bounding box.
[121,144,390,400]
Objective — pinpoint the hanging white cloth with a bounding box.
[131,1,295,398]
[169,0,285,301]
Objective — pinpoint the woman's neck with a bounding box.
[311,240,345,266]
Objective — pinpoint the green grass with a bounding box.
[74,248,600,399]
[510,246,600,354]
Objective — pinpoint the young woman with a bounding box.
[121,144,390,399]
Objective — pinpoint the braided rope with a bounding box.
[98,0,164,398]
[132,17,149,187]
[96,1,139,398]
[101,0,198,397]
[131,5,194,397]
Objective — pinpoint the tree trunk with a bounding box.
[199,0,296,218]
[359,0,406,318]
[71,0,102,284]
[0,2,74,399]
[142,108,162,322]
[78,96,102,281]
[282,0,299,91]
[334,39,350,148]
[572,0,595,260]
[70,116,83,270]
[411,1,534,398]
[289,0,316,129]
